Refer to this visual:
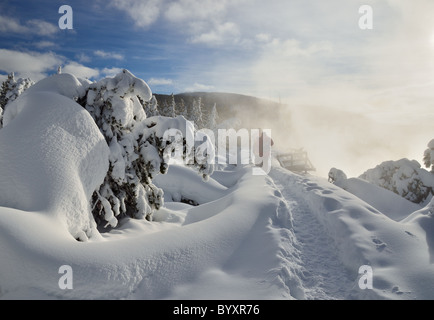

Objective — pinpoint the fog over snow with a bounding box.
[0,0,433,302]
[0,73,433,300]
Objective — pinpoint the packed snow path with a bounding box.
[269,167,356,299]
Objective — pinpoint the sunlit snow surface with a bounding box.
[0,74,434,300]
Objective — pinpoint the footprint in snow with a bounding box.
[371,237,388,252]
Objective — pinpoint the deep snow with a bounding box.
[0,73,434,300]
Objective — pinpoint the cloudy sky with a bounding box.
[0,0,433,176]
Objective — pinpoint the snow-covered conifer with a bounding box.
[423,139,434,172]
[189,97,205,129]
[360,158,433,205]
[143,95,160,117]
[0,73,34,110]
[204,103,219,130]
[175,97,188,118]
[160,93,176,118]
[83,69,214,228]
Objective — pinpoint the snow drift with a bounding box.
[1,71,433,300]
[0,73,109,241]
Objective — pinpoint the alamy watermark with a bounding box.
[359,5,373,30]
[58,264,73,289]
[358,265,373,289]
[58,5,73,30]
[162,122,273,175]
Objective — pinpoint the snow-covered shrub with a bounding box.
[159,93,176,118]
[360,158,434,205]
[83,69,214,228]
[423,139,434,172]
[188,97,205,129]
[0,73,109,241]
[0,73,34,127]
[204,103,219,131]
[328,168,348,187]
[143,95,160,117]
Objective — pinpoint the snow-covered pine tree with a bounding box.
[143,95,160,117]
[83,69,214,228]
[0,72,34,127]
[159,99,170,117]
[159,93,176,118]
[189,97,205,129]
[169,93,176,118]
[423,139,434,172]
[175,97,188,118]
[204,103,219,131]
[360,158,433,205]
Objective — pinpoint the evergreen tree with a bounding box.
[423,139,434,172]
[169,93,176,118]
[159,93,176,118]
[0,72,34,127]
[204,103,219,130]
[175,98,188,118]
[83,69,214,228]
[190,97,204,129]
[143,95,160,117]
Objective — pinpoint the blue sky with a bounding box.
[1,0,433,175]
[0,0,383,96]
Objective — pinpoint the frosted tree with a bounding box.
[204,103,219,130]
[83,69,214,228]
[0,73,34,110]
[160,93,176,118]
[175,97,188,118]
[143,95,160,117]
[360,158,433,205]
[168,93,176,118]
[0,73,34,127]
[423,139,434,172]
[189,97,205,129]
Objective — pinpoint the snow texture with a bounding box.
[0,72,434,300]
[0,73,109,241]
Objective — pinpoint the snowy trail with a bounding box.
[269,167,355,299]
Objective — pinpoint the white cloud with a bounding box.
[34,41,56,49]
[0,49,101,81]
[190,22,240,46]
[101,67,123,77]
[109,0,161,28]
[62,62,99,79]
[0,15,58,36]
[0,15,28,33]
[148,77,173,86]
[164,0,233,22]
[76,53,91,63]
[0,49,62,81]
[94,50,124,60]
[185,82,214,92]
[27,19,58,36]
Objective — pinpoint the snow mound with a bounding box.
[0,73,109,241]
[360,158,434,206]
[153,164,227,205]
[330,173,421,221]
[0,165,299,299]
[276,167,434,299]
[87,69,151,129]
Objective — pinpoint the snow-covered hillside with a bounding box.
[0,72,433,300]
